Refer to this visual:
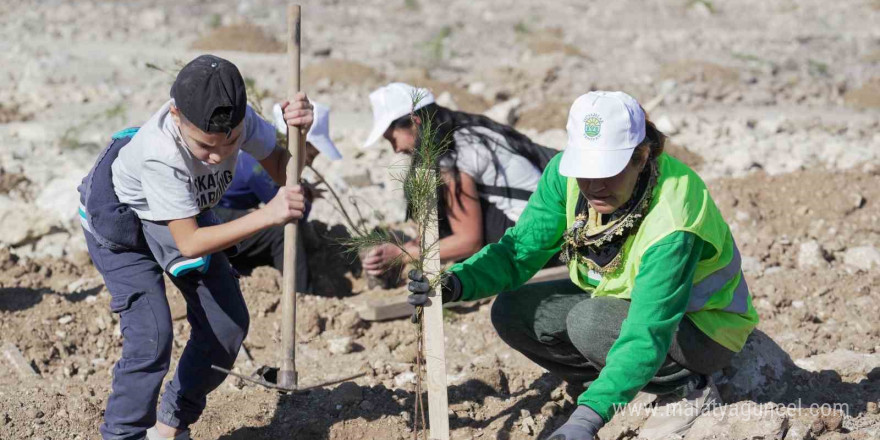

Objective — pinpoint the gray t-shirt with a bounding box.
[440,126,542,222]
[112,99,277,221]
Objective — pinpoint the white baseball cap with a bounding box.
[362,82,435,148]
[273,102,342,161]
[559,91,646,179]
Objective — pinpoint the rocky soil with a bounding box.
[1,0,879,439]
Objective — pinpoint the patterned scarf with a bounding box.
[560,161,659,275]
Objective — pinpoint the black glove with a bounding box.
[406,270,462,306]
[546,405,604,440]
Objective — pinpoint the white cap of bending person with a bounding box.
[272,102,342,161]
[362,82,435,148]
[559,91,646,179]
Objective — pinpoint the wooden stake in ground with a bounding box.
[422,214,450,439]
[279,3,302,390]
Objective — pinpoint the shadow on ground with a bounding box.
[218,373,565,440]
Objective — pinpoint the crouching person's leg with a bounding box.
[490,279,602,386]
[84,232,173,440]
[565,296,735,439]
[158,252,249,432]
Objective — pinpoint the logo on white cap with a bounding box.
[583,113,604,139]
[363,82,435,149]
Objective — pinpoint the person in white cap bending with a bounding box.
[361,82,560,278]
[407,91,758,439]
[215,102,342,292]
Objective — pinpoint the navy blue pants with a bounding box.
[85,229,249,439]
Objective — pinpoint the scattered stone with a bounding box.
[783,420,811,440]
[820,411,844,432]
[654,115,679,136]
[684,403,789,440]
[359,399,375,411]
[473,368,509,395]
[794,350,880,379]
[2,412,9,425]
[797,240,827,269]
[843,246,880,272]
[334,310,364,337]
[713,330,795,402]
[520,415,536,435]
[58,315,74,325]
[866,401,879,414]
[0,198,55,246]
[541,401,561,417]
[393,372,416,388]
[297,310,325,339]
[330,381,363,406]
[328,337,354,355]
[810,418,826,435]
[484,98,521,125]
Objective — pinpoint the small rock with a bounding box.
[783,420,811,440]
[797,240,827,269]
[541,401,561,417]
[654,115,679,135]
[843,246,880,272]
[393,372,416,388]
[330,381,363,406]
[58,315,74,325]
[810,418,826,435]
[520,416,535,435]
[334,310,364,337]
[484,98,521,125]
[852,194,866,210]
[328,337,354,355]
[29,409,44,419]
[867,401,879,414]
[2,412,9,425]
[795,350,880,379]
[400,411,412,423]
[685,402,789,440]
[297,310,324,339]
[473,368,509,395]
[820,411,844,432]
[359,399,375,411]
[712,330,795,402]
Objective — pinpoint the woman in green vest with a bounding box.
[407,91,758,440]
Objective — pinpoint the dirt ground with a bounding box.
[1,0,879,439]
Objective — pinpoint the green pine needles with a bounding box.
[343,89,449,281]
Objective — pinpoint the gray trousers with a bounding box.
[490,279,735,395]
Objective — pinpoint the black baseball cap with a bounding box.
[170,54,247,135]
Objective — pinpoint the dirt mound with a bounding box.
[303,59,385,89]
[844,78,880,109]
[0,102,31,123]
[190,23,284,53]
[515,100,569,132]
[659,60,740,85]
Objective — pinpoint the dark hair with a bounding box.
[207,106,237,135]
[398,103,549,226]
[631,114,667,165]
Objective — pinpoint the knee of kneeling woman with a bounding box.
[490,293,523,342]
[565,297,627,364]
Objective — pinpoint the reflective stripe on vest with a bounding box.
[687,240,749,314]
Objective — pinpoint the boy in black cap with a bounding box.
[77,54,313,440]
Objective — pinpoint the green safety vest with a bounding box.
[565,153,758,352]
